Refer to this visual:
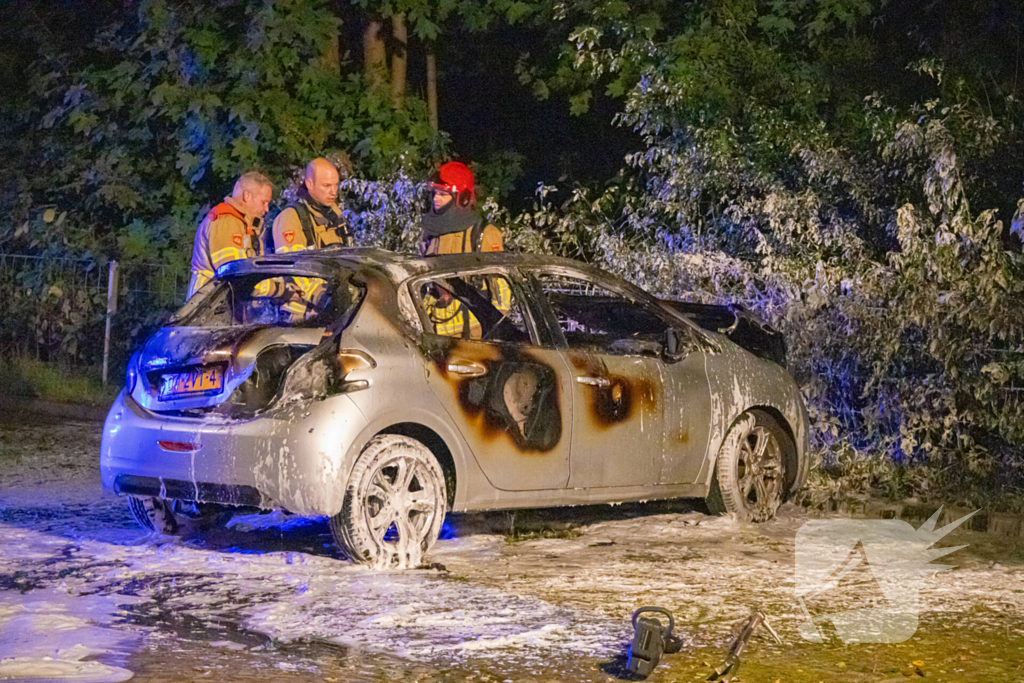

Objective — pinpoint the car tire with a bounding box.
[127,496,232,535]
[329,435,447,568]
[706,410,789,522]
[127,495,180,534]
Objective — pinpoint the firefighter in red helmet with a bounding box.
[419,161,504,256]
[419,161,510,339]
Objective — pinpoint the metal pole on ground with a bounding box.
[102,260,119,386]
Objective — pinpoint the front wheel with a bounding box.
[329,435,447,568]
[706,411,789,522]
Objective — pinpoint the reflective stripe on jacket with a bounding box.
[271,201,345,316]
[188,197,263,298]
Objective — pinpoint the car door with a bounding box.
[411,267,573,491]
[529,268,713,489]
[655,323,714,484]
[528,270,667,489]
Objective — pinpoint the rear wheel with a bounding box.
[127,495,179,534]
[127,496,233,535]
[706,411,788,522]
[329,435,447,568]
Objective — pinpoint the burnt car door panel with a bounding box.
[529,271,713,488]
[413,270,573,491]
[567,350,664,488]
[657,325,714,484]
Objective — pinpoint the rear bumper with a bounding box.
[112,474,264,507]
[99,390,369,516]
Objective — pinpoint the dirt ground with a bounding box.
[1,414,1023,682]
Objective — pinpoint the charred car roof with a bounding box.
[218,246,662,298]
[215,246,714,338]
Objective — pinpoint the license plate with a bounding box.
[159,366,223,399]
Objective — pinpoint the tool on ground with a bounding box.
[627,606,683,678]
[709,608,782,680]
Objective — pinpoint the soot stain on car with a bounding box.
[568,352,660,429]
[424,338,563,454]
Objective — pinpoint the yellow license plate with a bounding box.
[159,366,223,398]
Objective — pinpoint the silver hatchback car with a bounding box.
[101,248,809,567]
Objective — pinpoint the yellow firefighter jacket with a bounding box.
[420,223,512,339]
[270,200,348,317]
[188,197,264,298]
[271,200,349,254]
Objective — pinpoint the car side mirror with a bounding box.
[663,328,690,363]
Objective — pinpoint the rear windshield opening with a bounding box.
[171,273,361,328]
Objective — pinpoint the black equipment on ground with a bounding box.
[627,606,682,678]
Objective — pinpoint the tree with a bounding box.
[501,0,1024,496]
[5,0,436,263]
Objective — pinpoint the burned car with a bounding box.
[101,248,809,566]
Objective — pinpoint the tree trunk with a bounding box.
[363,19,387,90]
[319,29,340,73]
[391,13,407,106]
[426,48,438,132]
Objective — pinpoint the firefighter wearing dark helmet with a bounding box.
[420,161,509,338]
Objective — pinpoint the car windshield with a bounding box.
[170,272,360,328]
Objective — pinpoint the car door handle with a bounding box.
[447,361,487,377]
[576,376,611,387]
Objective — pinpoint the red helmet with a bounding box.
[432,161,475,208]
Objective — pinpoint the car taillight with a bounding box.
[158,440,200,452]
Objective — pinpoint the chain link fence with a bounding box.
[0,252,188,381]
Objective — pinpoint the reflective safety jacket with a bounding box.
[420,218,510,337]
[271,200,350,253]
[270,199,348,316]
[188,197,264,298]
[424,293,483,339]
[419,220,504,257]
[423,278,512,340]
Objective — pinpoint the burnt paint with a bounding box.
[142,325,268,371]
[568,351,660,429]
[423,336,563,454]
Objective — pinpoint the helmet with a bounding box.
[431,161,475,209]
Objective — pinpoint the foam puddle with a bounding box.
[241,564,623,662]
[0,587,139,682]
[0,513,623,675]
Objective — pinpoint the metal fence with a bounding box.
[0,252,188,381]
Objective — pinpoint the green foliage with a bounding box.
[496,0,1024,498]
[0,355,120,406]
[3,0,437,262]
[1,0,440,369]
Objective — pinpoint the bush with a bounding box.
[496,0,1024,503]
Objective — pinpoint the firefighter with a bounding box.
[269,158,351,254]
[419,161,504,257]
[265,158,350,317]
[187,171,273,299]
[419,161,510,338]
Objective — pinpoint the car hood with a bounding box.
[132,325,325,413]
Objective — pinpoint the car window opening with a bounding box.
[173,273,359,329]
[420,274,530,344]
[535,273,671,356]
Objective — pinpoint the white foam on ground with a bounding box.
[0,645,134,683]
[2,419,1023,676]
[0,587,139,682]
